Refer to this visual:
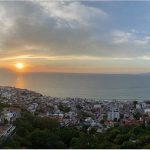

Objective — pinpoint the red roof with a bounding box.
[144,116,150,121]
[104,121,114,126]
[123,119,143,126]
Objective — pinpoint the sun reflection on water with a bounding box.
[16,75,25,89]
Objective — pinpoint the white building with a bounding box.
[4,112,14,122]
[27,103,38,113]
[85,117,92,122]
[142,103,147,109]
[107,108,120,121]
[93,104,101,109]
[136,104,141,109]
[144,108,150,115]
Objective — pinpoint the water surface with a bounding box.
[0,72,150,100]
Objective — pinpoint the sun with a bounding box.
[16,63,24,69]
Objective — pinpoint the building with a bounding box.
[123,119,143,127]
[136,104,141,109]
[144,108,150,115]
[107,108,120,121]
[144,116,150,126]
[142,102,147,109]
[27,103,38,113]
[93,104,101,109]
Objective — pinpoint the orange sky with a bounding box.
[3,62,150,74]
[1,1,150,74]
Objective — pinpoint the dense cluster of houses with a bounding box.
[0,86,150,135]
[0,107,21,139]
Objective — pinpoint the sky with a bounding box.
[1,1,150,74]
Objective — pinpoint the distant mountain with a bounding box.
[139,72,150,76]
[0,68,16,76]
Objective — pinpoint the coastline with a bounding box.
[0,86,150,144]
[0,85,149,102]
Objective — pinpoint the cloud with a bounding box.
[36,1,107,28]
[1,0,150,67]
[0,54,134,61]
[141,56,150,60]
[112,30,133,44]
[112,30,150,46]
[0,1,109,58]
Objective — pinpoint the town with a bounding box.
[0,86,150,139]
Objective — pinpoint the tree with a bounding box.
[120,141,139,149]
[100,119,105,124]
[78,111,90,120]
[29,129,65,149]
[144,144,150,149]
[0,137,20,149]
[133,112,142,120]
[114,134,129,145]
[76,104,83,110]
[114,118,118,122]
[133,101,138,108]
[13,118,33,136]
[131,126,145,136]
[33,117,59,131]
[70,134,98,149]
[58,103,71,113]
[3,118,8,125]
[4,109,150,149]
[59,127,79,147]
[97,140,113,149]
[105,128,120,142]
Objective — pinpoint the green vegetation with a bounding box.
[1,111,150,149]
[0,103,11,111]
[58,103,71,113]
[133,111,142,120]
[76,104,83,110]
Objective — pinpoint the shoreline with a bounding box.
[0,85,149,102]
[0,85,150,137]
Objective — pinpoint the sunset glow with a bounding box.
[0,1,150,74]
[16,63,24,70]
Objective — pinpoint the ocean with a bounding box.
[0,72,150,100]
